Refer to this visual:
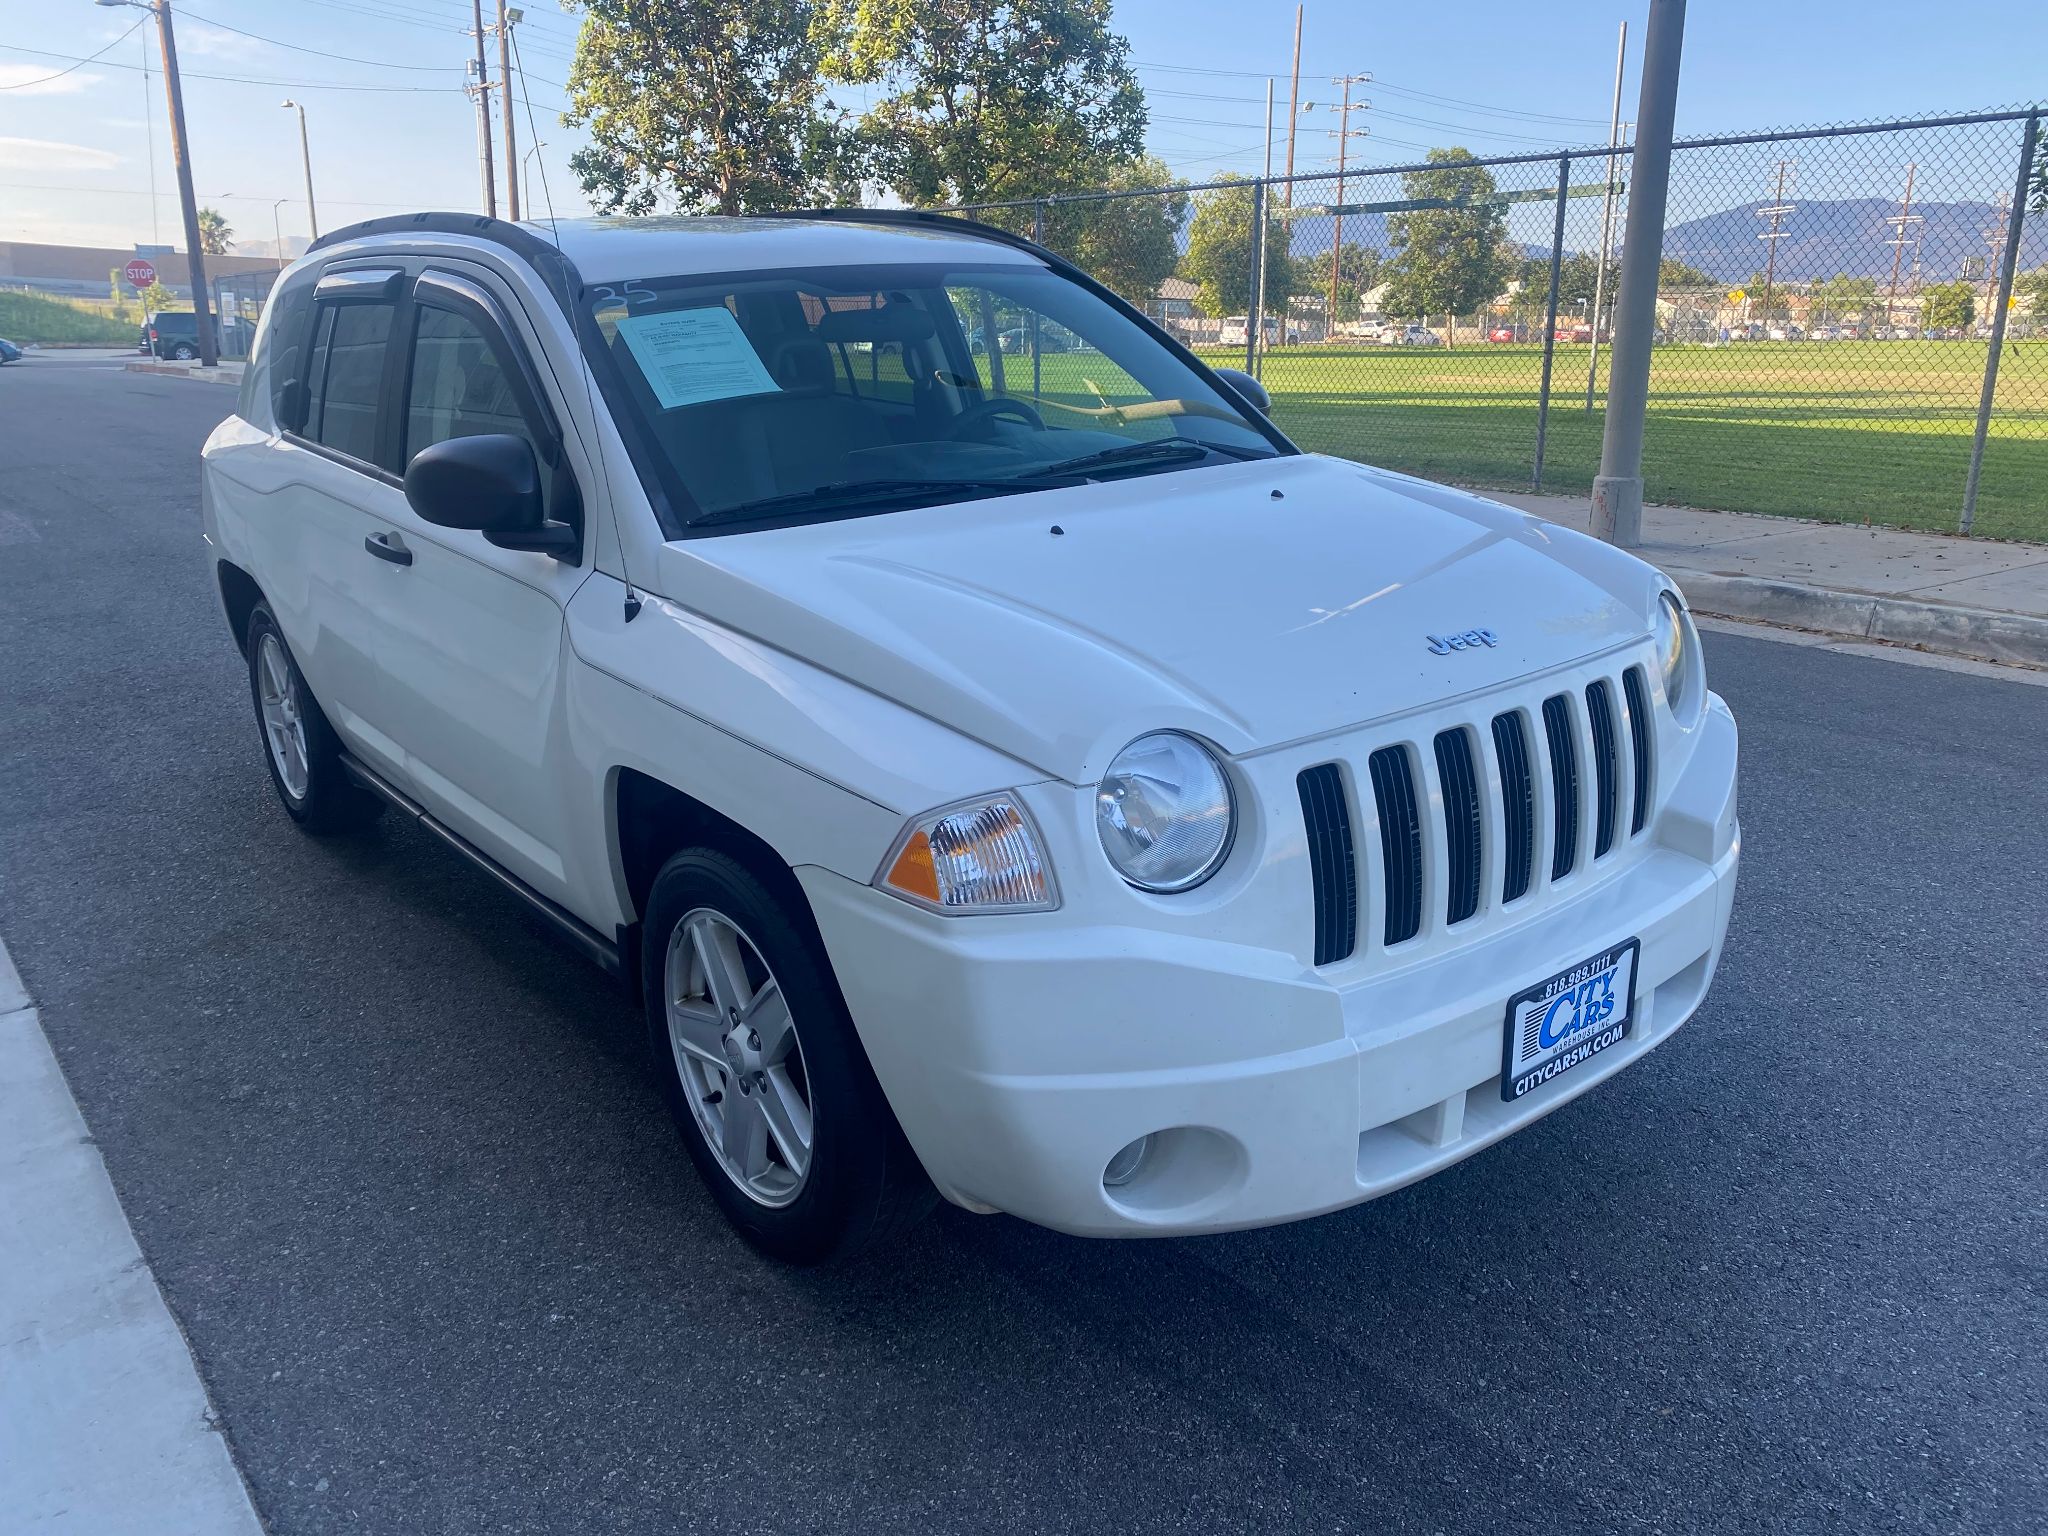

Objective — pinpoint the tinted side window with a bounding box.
[404,306,538,467]
[257,271,316,427]
[306,302,394,465]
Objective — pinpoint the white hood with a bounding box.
[653,454,1663,784]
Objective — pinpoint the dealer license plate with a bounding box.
[1500,939,1640,1102]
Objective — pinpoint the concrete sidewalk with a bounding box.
[1499,494,2048,669]
[0,939,264,1535]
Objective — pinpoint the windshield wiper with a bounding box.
[691,475,1076,528]
[1036,438,1274,479]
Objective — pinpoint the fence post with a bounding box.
[1031,201,1046,399]
[1532,154,1571,491]
[1245,179,1266,375]
[1960,111,2037,535]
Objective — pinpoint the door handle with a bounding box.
[364,531,413,567]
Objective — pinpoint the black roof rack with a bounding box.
[305,211,582,309]
[743,207,1064,266]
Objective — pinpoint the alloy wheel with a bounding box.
[664,908,814,1207]
[255,633,310,800]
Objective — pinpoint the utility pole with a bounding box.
[1590,0,1686,547]
[97,0,218,366]
[1282,7,1303,208]
[1327,74,1370,341]
[281,99,318,239]
[1883,163,1919,331]
[1981,192,2011,316]
[1756,159,1794,316]
[470,0,497,218]
[1257,76,1275,373]
[1585,19,1627,411]
[497,1,520,221]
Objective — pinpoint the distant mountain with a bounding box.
[1659,197,2046,285]
[229,235,312,261]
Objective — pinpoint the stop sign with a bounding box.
[124,257,157,291]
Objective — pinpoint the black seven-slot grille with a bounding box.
[1297,665,1655,965]
[1296,763,1357,966]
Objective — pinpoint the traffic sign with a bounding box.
[124,257,157,291]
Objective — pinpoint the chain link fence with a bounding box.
[939,107,2046,542]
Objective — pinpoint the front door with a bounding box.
[362,268,589,906]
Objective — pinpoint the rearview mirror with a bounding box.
[1212,367,1272,415]
[404,434,575,558]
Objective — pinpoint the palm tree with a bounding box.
[197,207,233,256]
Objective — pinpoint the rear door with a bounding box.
[361,266,590,903]
[251,264,418,784]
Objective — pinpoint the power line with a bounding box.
[0,42,468,94]
[0,15,146,90]
[177,6,463,71]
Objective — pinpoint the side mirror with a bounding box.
[404,434,575,558]
[1212,366,1272,415]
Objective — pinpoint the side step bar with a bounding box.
[338,753,625,980]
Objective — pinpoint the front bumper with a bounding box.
[802,697,1740,1238]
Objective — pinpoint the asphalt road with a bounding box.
[3,365,2044,1536]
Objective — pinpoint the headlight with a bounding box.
[1654,590,1692,712]
[1096,732,1235,893]
[877,794,1057,913]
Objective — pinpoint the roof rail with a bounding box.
[744,207,1063,267]
[304,211,582,309]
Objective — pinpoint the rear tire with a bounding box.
[244,603,381,834]
[641,848,933,1264]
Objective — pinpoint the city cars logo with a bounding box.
[1426,628,1499,655]
[1521,971,1620,1058]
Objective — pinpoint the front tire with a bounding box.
[170,341,197,360]
[642,849,932,1263]
[244,603,381,834]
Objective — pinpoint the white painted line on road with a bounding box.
[0,937,265,1535]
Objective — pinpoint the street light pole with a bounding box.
[1590,0,1686,547]
[271,198,288,270]
[99,0,216,366]
[281,99,318,239]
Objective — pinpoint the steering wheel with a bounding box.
[955,397,1046,437]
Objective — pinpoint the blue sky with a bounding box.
[2,0,2042,253]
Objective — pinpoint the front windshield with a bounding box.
[583,259,1288,532]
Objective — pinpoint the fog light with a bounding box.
[1103,1134,1153,1188]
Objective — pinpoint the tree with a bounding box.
[1814,273,1878,320]
[1302,242,1381,322]
[1657,257,1716,288]
[197,207,233,256]
[815,0,1146,209]
[1030,157,1188,305]
[563,0,840,215]
[1378,148,1512,330]
[1920,281,1975,333]
[1180,176,1291,319]
[2015,265,2048,322]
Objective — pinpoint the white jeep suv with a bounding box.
[202,211,1740,1262]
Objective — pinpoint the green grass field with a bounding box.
[0,289,139,346]
[1182,339,2048,543]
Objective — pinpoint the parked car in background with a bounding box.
[1218,315,1303,347]
[1379,324,1441,347]
[1487,324,1520,343]
[201,209,1739,1263]
[0,337,22,365]
[144,310,216,360]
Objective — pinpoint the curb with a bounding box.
[1667,569,2048,670]
[125,360,243,384]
